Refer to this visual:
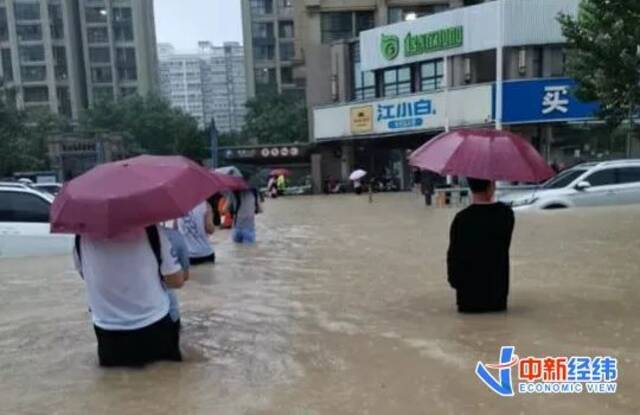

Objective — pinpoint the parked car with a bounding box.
[500,159,640,210]
[32,183,63,196]
[0,185,72,258]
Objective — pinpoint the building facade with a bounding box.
[241,0,302,98]
[158,41,247,132]
[303,0,630,194]
[0,0,158,119]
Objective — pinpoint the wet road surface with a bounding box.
[1,193,639,414]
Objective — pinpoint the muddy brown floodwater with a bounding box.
[1,193,639,414]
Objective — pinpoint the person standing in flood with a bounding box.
[447,178,514,313]
[176,201,216,265]
[225,188,262,244]
[74,226,187,367]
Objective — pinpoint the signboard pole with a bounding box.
[209,118,218,168]
[444,55,450,132]
[495,0,504,130]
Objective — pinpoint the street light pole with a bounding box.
[209,117,218,168]
[495,0,504,131]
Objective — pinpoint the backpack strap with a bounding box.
[145,226,163,277]
[74,235,84,280]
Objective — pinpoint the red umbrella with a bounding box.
[270,168,291,177]
[409,129,554,182]
[51,155,231,238]
[212,170,249,191]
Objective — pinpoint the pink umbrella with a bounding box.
[409,129,555,182]
[212,169,249,191]
[51,155,231,238]
[270,168,291,177]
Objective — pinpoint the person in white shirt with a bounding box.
[176,201,216,265]
[74,225,186,367]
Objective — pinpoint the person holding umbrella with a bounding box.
[409,129,554,313]
[51,156,231,367]
[349,169,367,195]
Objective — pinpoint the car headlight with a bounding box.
[510,197,538,207]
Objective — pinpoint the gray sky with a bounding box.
[154,0,243,50]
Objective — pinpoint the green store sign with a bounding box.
[381,26,464,61]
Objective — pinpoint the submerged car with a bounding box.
[500,159,640,210]
[0,184,72,258]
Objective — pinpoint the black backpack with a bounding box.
[75,226,162,279]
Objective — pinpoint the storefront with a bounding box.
[308,0,626,193]
[219,143,312,189]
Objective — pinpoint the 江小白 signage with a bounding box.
[381,26,463,61]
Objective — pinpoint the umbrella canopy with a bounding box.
[215,166,243,178]
[409,129,555,182]
[213,166,249,191]
[51,155,230,238]
[270,168,291,177]
[349,169,367,181]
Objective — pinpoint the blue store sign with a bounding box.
[498,78,599,124]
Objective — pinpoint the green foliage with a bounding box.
[0,102,70,177]
[243,93,308,144]
[81,94,208,161]
[559,1,640,127]
[217,130,251,147]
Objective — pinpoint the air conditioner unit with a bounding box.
[518,48,527,75]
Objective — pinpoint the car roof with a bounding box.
[573,159,640,169]
[0,185,55,201]
[0,181,31,189]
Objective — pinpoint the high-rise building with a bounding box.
[78,0,158,104]
[241,0,301,98]
[158,41,247,132]
[0,0,158,118]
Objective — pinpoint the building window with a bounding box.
[250,0,272,16]
[87,27,109,43]
[112,7,133,42]
[0,7,8,41]
[353,62,376,101]
[388,5,449,24]
[279,21,294,38]
[48,4,64,40]
[19,45,44,63]
[252,22,273,39]
[91,66,112,83]
[56,86,71,117]
[93,86,114,102]
[1,48,13,82]
[279,41,294,61]
[253,45,274,61]
[420,59,443,91]
[20,65,46,82]
[321,11,374,44]
[16,23,42,41]
[281,66,293,84]
[85,6,107,23]
[116,47,136,79]
[89,47,110,63]
[14,2,40,21]
[383,66,412,97]
[53,46,67,80]
[23,86,49,102]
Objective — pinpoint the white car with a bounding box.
[0,185,72,258]
[500,159,640,210]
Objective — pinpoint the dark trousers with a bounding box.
[189,252,216,266]
[94,314,181,367]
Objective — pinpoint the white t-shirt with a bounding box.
[74,226,181,330]
[177,202,214,258]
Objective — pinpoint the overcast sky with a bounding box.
[154,0,243,51]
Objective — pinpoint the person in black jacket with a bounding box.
[447,178,515,313]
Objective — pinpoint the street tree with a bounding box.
[243,93,308,144]
[82,95,208,161]
[559,0,640,155]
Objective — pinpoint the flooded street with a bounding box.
[1,193,639,414]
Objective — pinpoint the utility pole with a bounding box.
[209,117,219,168]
